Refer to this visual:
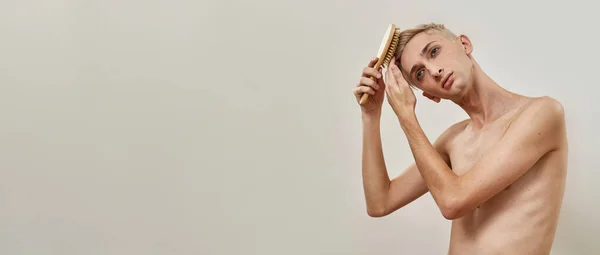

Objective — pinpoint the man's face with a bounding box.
[397,32,474,101]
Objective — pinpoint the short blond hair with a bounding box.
[394,23,457,84]
[395,23,457,60]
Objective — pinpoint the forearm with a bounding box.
[398,114,459,210]
[361,113,391,215]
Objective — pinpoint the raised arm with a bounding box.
[361,115,452,217]
[354,57,452,217]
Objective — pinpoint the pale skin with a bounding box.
[353,31,568,254]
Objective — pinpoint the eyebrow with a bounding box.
[409,40,438,77]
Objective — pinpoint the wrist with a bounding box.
[361,110,382,122]
[398,111,417,126]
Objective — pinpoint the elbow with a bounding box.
[366,206,389,218]
[439,195,466,220]
[440,205,461,220]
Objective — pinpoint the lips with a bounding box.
[442,72,454,89]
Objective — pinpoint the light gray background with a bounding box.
[0,0,597,254]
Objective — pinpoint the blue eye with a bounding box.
[431,48,439,56]
[417,70,424,80]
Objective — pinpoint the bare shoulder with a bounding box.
[514,96,566,134]
[509,96,567,150]
[518,96,565,120]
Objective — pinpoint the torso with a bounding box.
[444,98,568,255]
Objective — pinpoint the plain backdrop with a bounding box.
[0,0,598,254]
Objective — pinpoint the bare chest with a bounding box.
[448,120,512,176]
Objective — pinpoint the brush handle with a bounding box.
[359,91,370,104]
[358,61,383,105]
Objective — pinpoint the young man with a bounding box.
[353,23,568,254]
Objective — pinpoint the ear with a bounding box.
[422,92,441,103]
[458,34,473,55]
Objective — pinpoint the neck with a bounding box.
[452,61,523,129]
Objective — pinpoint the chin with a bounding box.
[449,79,467,92]
[442,85,463,99]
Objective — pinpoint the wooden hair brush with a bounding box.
[359,24,401,105]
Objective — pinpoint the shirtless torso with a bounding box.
[354,23,568,255]
[444,97,568,254]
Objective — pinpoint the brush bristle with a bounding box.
[381,29,401,67]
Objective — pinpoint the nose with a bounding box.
[429,66,443,80]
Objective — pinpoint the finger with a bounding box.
[386,63,398,88]
[385,76,397,95]
[368,57,379,68]
[385,77,393,94]
[362,67,382,79]
[354,86,375,96]
[390,64,405,87]
[389,60,404,82]
[359,77,380,90]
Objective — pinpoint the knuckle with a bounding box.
[361,77,371,85]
